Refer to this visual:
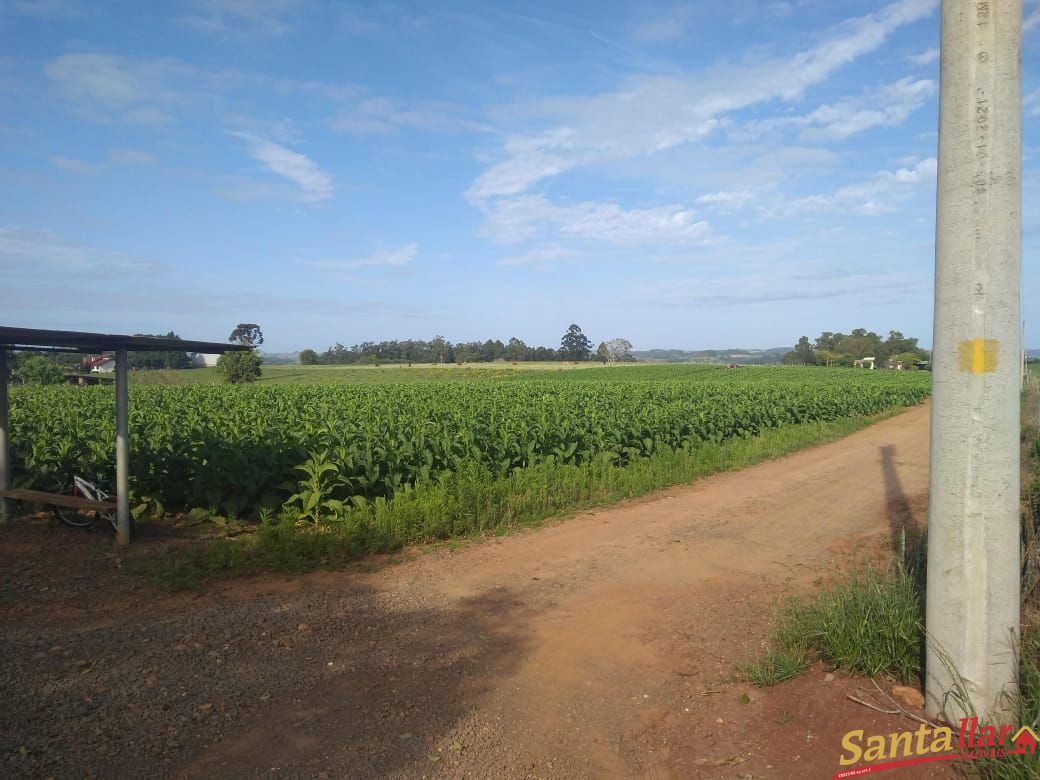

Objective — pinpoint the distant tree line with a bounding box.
[630,348,788,365]
[4,353,66,385]
[782,329,929,368]
[300,324,633,365]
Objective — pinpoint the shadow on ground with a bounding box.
[0,557,531,779]
[879,445,920,553]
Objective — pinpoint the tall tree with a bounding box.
[815,348,844,367]
[14,355,64,384]
[881,330,924,360]
[782,336,818,365]
[814,332,844,352]
[229,323,264,347]
[841,328,882,359]
[604,338,633,365]
[504,337,529,362]
[560,324,592,361]
[217,323,263,383]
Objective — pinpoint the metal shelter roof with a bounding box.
[0,324,254,546]
[0,326,252,354]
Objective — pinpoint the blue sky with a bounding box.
[1,0,1037,352]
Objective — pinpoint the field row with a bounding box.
[8,366,931,519]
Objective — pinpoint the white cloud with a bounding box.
[1026,7,1040,33]
[742,76,937,141]
[559,201,710,245]
[481,193,713,247]
[42,51,451,148]
[215,179,282,203]
[341,3,382,36]
[6,0,85,18]
[0,227,152,274]
[47,149,157,175]
[907,47,939,65]
[268,77,360,104]
[333,97,486,135]
[109,148,156,165]
[632,17,684,42]
[694,157,937,218]
[467,0,938,205]
[695,189,761,213]
[631,4,696,42]
[180,0,305,36]
[468,130,580,202]
[789,157,937,216]
[50,155,101,174]
[472,2,944,260]
[1025,89,1040,118]
[648,268,927,307]
[498,244,577,267]
[305,243,418,272]
[45,53,191,125]
[339,2,427,36]
[231,132,333,202]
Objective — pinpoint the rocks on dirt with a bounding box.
[890,685,925,708]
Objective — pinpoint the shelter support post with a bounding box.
[926,1,1021,721]
[0,349,9,525]
[115,349,130,546]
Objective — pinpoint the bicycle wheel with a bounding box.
[53,480,99,529]
[54,505,95,528]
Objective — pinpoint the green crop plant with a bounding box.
[6,365,930,520]
[286,450,347,524]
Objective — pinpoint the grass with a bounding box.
[802,560,923,682]
[968,632,1040,780]
[128,517,367,589]
[738,559,923,686]
[129,406,906,590]
[737,641,809,687]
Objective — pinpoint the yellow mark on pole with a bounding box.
[958,339,999,374]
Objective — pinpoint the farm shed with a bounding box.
[0,326,251,546]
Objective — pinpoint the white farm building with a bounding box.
[191,353,221,368]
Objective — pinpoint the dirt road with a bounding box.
[1,403,947,778]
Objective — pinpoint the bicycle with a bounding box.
[53,475,123,534]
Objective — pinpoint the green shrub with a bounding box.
[740,560,922,686]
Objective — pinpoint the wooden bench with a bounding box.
[0,488,116,512]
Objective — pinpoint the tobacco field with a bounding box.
[7,366,931,519]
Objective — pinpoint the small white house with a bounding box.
[853,356,877,370]
[85,354,116,373]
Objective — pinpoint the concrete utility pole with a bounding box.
[0,349,8,526]
[115,349,131,547]
[927,0,1022,721]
